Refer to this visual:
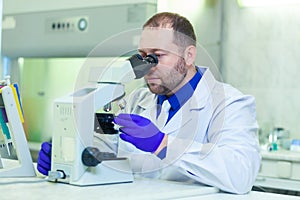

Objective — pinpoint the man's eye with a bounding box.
[155,54,164,58]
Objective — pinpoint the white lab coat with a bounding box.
[94,67,261,194]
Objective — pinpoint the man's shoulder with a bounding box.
[198,68,255,105]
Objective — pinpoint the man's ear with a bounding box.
[184,45,197,66]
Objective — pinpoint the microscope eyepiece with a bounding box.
[144,54,158,64]
[128,54,158,79]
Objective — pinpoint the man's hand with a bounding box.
[37,142,52,176]
[114,114,165,153]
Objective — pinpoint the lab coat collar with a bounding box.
[189,66,217,110]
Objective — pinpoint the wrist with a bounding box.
[154,134,168,156]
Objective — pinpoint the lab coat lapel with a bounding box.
[162,67,216,134]
[137,94,201,133]
[162,102,190,133]
[162,92,203,134]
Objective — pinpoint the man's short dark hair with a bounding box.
[143,12,197,50]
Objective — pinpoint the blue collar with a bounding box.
[157,68,202,118]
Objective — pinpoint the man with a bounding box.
[38,12,261,194]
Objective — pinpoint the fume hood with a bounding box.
[2,0,157,57]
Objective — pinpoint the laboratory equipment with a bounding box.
[49,54,157,186]
[0,79,36,177]
[265,127,291,151]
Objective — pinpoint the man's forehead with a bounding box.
[139,28,178,53]
[141,27,174,36]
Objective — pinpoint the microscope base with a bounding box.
[51,159,133,186]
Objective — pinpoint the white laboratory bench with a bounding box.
[0,176,300,200]
[2,147,300,199]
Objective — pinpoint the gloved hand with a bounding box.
[37,142,52,176]
[113,114,165,152]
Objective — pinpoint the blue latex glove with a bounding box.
[37,142,52,176]
[113,114,165,152]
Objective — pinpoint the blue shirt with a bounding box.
[157,68,202,123]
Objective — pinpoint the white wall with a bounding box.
[222,1,300,139]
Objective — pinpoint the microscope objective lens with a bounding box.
[103,103,112,112]
[118,99,127,111]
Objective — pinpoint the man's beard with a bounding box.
[147,57,187,95]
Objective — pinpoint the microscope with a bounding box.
[49,54,157,186]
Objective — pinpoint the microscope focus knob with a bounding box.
[81,147,117,167]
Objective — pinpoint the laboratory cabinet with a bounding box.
[255,150,300,193]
